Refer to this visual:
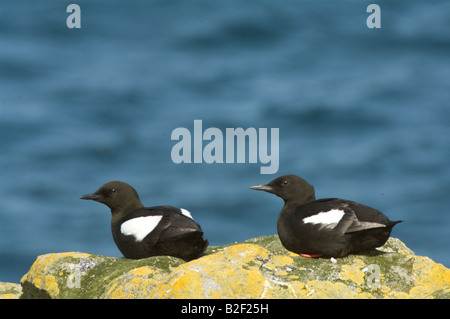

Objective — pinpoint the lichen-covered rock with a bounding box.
[19,251,183,299]
[0,282,22,299]
[11,236,450,298]
[149,236,450,299]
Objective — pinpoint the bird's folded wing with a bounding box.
[334,207,386,234]
[144,212,201,247]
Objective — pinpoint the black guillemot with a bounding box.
[250,175,401,258]
[80,181,208,261]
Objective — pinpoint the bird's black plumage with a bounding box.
[81,181,208,261]
[250,175,401,258]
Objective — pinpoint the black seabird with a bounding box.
[81,181,208,261]
[250,175,401,258]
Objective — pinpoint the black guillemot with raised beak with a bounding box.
[250,175,401,258]
[81,181,208,261]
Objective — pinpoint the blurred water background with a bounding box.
[1,0,449,283]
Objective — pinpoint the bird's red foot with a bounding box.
[301,253,324,258]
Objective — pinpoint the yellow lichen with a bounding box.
[44,276,60,296]
[171,269,204,297]
[149,244,272,298]
[408,256,450,298]
[264,255,294,270]
[225,244,271,260]
[128,267,157,277]
[338,259,366,285]
[105,282,118,297]
[353,258,365,268]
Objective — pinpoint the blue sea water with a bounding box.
[1,0,449,283]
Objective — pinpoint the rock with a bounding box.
[6,236,450,298]
[150,236,450,299]
[19,252,183,299]
[0,282,22,299]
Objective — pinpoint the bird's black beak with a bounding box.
[80,192,103,201]
[249,184,274,193]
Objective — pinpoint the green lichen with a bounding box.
[80,255,183,298]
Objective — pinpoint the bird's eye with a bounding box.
[282,180,288,186]
[111,189,117,194]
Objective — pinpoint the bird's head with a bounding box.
[81,181,144,214]
[249,175,316,205]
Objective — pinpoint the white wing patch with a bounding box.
[303,209,345,226]
[120,216,163,242]
[180,208,194,219]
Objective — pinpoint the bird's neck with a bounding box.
[283,193,315,210]
[110,201,145,223]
